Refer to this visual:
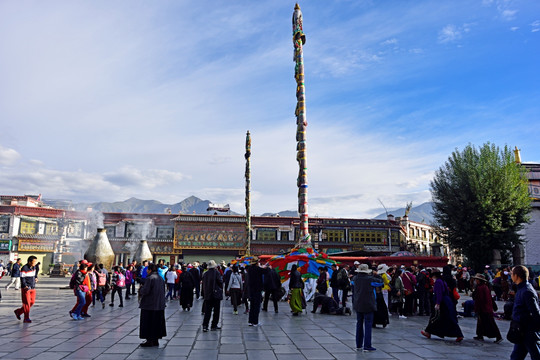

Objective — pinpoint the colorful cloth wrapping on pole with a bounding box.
[268,247,337,281]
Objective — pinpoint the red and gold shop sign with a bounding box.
[18,239,55,252]
[174,223,246,250]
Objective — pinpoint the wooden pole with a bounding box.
[245,130,252,255]
[293,4,310,247]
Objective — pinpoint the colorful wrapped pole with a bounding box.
[293,3,310,247]
[245,130,252,255]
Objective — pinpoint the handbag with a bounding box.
[404,288,412,296]
[507,320,525,344]
[453,287,460,301]
[403,272,414,296]
[78,284,89,292]
[428,308,441,325]
[213,287,223,300]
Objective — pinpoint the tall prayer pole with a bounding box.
[245,130,252,255]
[293,4,310,247]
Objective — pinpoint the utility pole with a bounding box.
[293,3,310,247]
[245,131,252,255]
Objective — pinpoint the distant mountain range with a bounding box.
[44,196,239,215]
[374,202,435,224]
[42,197,435,223]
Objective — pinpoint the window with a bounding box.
[322,229,344,242]
[349,230,362,243]
[0,216,9,233]
[67,222,84,238]
[125,222,152,239]
[105,226,116,238]
[45,223,59,235]
[156,227,174,239]
[256,229,277,241]
[280,232,289,241]
[20,221,37,235]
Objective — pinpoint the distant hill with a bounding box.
[374,202,435,224]
[45,196,238,215]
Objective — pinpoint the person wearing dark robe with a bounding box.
[472,274,503,343]
[372,272,389,328]
[316,266,328,295]
[421,270,464,342]
[262,264,281,313]
[246,258,265,326]
[189,263,201,300]
[139,263,166,347]
[311,292,351,315]
[201,260,223,332]
[179,265,195,311]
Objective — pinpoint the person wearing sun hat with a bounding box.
[377,264,390,307]
[201,260,223,332]
[472,274,503,343]
[353,264,383,352]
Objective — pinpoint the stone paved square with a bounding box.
[0,277,515,359]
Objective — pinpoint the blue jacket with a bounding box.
[11,262,21,277]
[512,281,540,332]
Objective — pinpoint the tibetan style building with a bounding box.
[1,194,452,268]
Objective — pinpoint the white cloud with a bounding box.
[103,166,186,189]
[438,24,462,43]
[381,38,398,45]
[0,162,187,203]
[500,9,518,21]
[532,20,540,32]
[0,145,20,165]
[510,27,519,31]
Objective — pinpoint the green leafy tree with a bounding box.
[430,143,531,271]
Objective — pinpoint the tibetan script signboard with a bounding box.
[174,223,246,250]
[19,239,55,252]
[0,240,11,253]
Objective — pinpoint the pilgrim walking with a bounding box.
[421,270,464,342]
[201,260,223,332]
[472,274,503,343]
[139,263,167,347]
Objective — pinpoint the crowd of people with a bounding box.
[5,255,540,358]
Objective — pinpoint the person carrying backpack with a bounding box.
[94,264,108,309]
[110,266,125,307]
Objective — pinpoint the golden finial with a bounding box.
[514,146,522,163]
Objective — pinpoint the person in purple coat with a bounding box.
[125,265,134,300]
[421,270,463,342]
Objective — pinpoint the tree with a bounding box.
[430,143,531,271]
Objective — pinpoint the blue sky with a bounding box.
[0,1,539,217]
